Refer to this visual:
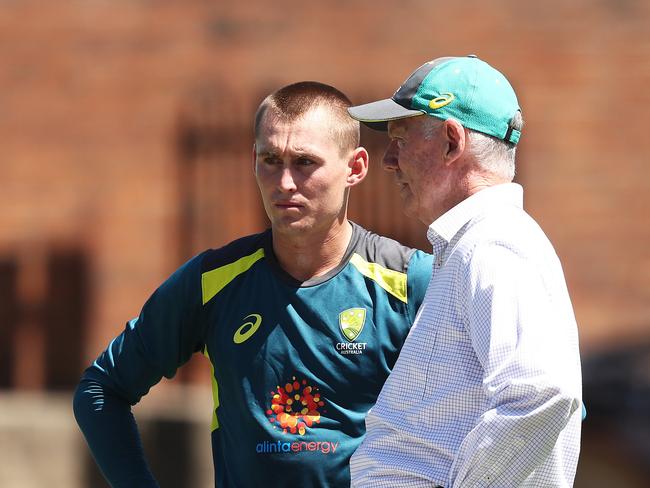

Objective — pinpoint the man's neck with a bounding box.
[272,220,353,282]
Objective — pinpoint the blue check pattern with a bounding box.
[351,184,582,488]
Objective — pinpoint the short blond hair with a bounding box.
[254,81,360,155]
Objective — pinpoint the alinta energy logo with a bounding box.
[336,307,368,355]
[266,377,325,435]
[257,377,339,455]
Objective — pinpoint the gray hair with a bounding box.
[467,110,523,181]
[423,111,523,182]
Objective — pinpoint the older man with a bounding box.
[347,55,582,487]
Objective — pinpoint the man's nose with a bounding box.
[382,140,400,171]
[278,167,297,192]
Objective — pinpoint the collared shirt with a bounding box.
[351,183,582,488]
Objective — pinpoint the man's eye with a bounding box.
[264,157,281,165]
[296,157,314,166]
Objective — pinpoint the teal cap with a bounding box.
[348,55,522,144]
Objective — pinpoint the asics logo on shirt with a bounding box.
[233,313,262,344]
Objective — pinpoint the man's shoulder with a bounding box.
[351,222,432,273]
[201,230,271,274]
[454,206,556,262]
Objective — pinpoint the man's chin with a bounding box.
[272,218,310,234]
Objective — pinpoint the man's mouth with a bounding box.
[275,201,303,209]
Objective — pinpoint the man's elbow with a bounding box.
[499,380,581,421]
[536,382,582,422]
[73,377,106,424]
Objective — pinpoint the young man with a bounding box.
[347,56,582,487]
[73,81,433,487]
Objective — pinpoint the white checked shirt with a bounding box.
[351,183,582,488]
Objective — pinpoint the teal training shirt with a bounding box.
[74,223,433,487]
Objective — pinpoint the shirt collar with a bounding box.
[426,183,524,253]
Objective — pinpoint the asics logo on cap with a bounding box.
[428,93,454,110]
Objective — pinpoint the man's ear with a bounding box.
[346,147,369,187]
[443,119,466,165]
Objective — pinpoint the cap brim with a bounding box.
[347,98,423,131]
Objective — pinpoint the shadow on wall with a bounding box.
[0,245,90,391]
[575,340,650,487]
[83,417,200,488]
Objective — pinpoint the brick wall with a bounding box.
[1,1,649,486]
[0,0,648,377]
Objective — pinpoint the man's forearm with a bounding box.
[449,383,581,487]
[73,377,159,488]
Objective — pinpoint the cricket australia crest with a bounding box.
[338,308,366,342]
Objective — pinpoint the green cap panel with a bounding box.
[411,57,521,144]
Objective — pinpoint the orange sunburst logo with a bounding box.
[266,377,326,435]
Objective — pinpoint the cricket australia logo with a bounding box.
[336,308,368,355]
